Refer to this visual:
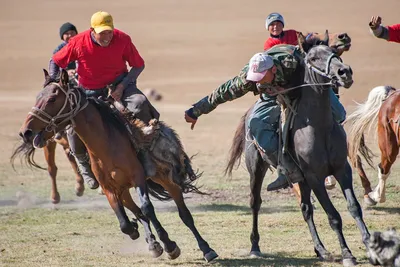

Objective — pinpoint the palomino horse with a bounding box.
[15,70,218,262]
[225,33,370,266]
[11,131,85,204]
[346,85,398,206]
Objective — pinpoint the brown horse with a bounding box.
[14,69,218,262]
[346,85,398,206]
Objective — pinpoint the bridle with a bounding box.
[305,51,343,85]
[28,82,88,135]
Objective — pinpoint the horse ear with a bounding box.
[43,69,50,80]
[323,29,329,45]
[60,69,69,86]
[297,32,311,53]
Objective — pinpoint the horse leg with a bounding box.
[245,146,268,257]
[152,177,218,262]
[43,141,60,204]
[120,190,163,258]
[334,162,370,250]
[102,187,140,240]
[57,136,85,197]
[298,181,333,261]
[136,183,179,259]
[308,176,357,267]
[368,124,398,204]
[354,155,374,206]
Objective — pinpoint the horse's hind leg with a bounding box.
[308,176,357,267]
[121,190,163,258]
[335,162,370,248]
[245,145,268,257]
[298,181,333,261]
[43,141,60,204]
[135,182,179,259]
[368,123,398,204]
[57,135,85,197]
[152,177,218,262]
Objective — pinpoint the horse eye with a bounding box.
[48,97,56,103]
[311,57,320,61]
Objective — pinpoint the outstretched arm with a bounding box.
[185,65,257,129]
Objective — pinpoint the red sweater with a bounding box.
[53,29,144,89]
[388,24,400,43]
[264,30,299,51]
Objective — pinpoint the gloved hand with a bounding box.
[184,108,198,130]
[369,16,382,30]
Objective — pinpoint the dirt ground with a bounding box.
[1,0,400,266]
[2,0,400,159]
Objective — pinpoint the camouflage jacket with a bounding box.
[192,45,303,118]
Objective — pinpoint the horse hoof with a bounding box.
[249,251,262,258]
[75,184,84,197]
[149,242,163,258]
[325,184,336,190]
[51,193,60,204]
[343,257,357,267]
[167,245,181,260]
[204,250,218,262]
[363,195,377,207]
[315,248,334,261]
[129,230,140,240]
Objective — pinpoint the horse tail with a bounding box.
[145,122,206,202]
[345,85,396,168]
[10,141,45,171]
[224,109,250,177]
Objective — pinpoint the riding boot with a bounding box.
[73,153,99,189]
[137,150,157,178]
[267,154,304,191]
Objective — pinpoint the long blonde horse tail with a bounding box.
[345,85,396,168]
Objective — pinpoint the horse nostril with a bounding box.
[338,67,352,77]
[338,69,345,77]
[21,129,33,141]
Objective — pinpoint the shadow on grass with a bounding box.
[370,206,400,214]
[193,203,298,214]
[168,252,323,267]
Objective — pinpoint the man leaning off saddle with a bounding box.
[184,49,346,191]
[49,11,159,189]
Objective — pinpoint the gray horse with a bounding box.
[225,33,370,266]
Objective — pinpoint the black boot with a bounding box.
[267,170,291,191]
[267,155,304,191]
[74,153,99,189]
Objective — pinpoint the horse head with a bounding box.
[297,31,353,90]
[19,69,86,148]
[304,31,352,56]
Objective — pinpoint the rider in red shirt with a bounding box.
[49,11,159,189]
[263,13,306,51]
[369,15,400,43]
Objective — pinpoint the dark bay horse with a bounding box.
[346,85,398,206]
[14,70,218,262]
[11,132,85,204]
[225,34,370,266]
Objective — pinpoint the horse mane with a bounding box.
[88,97,131,136]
